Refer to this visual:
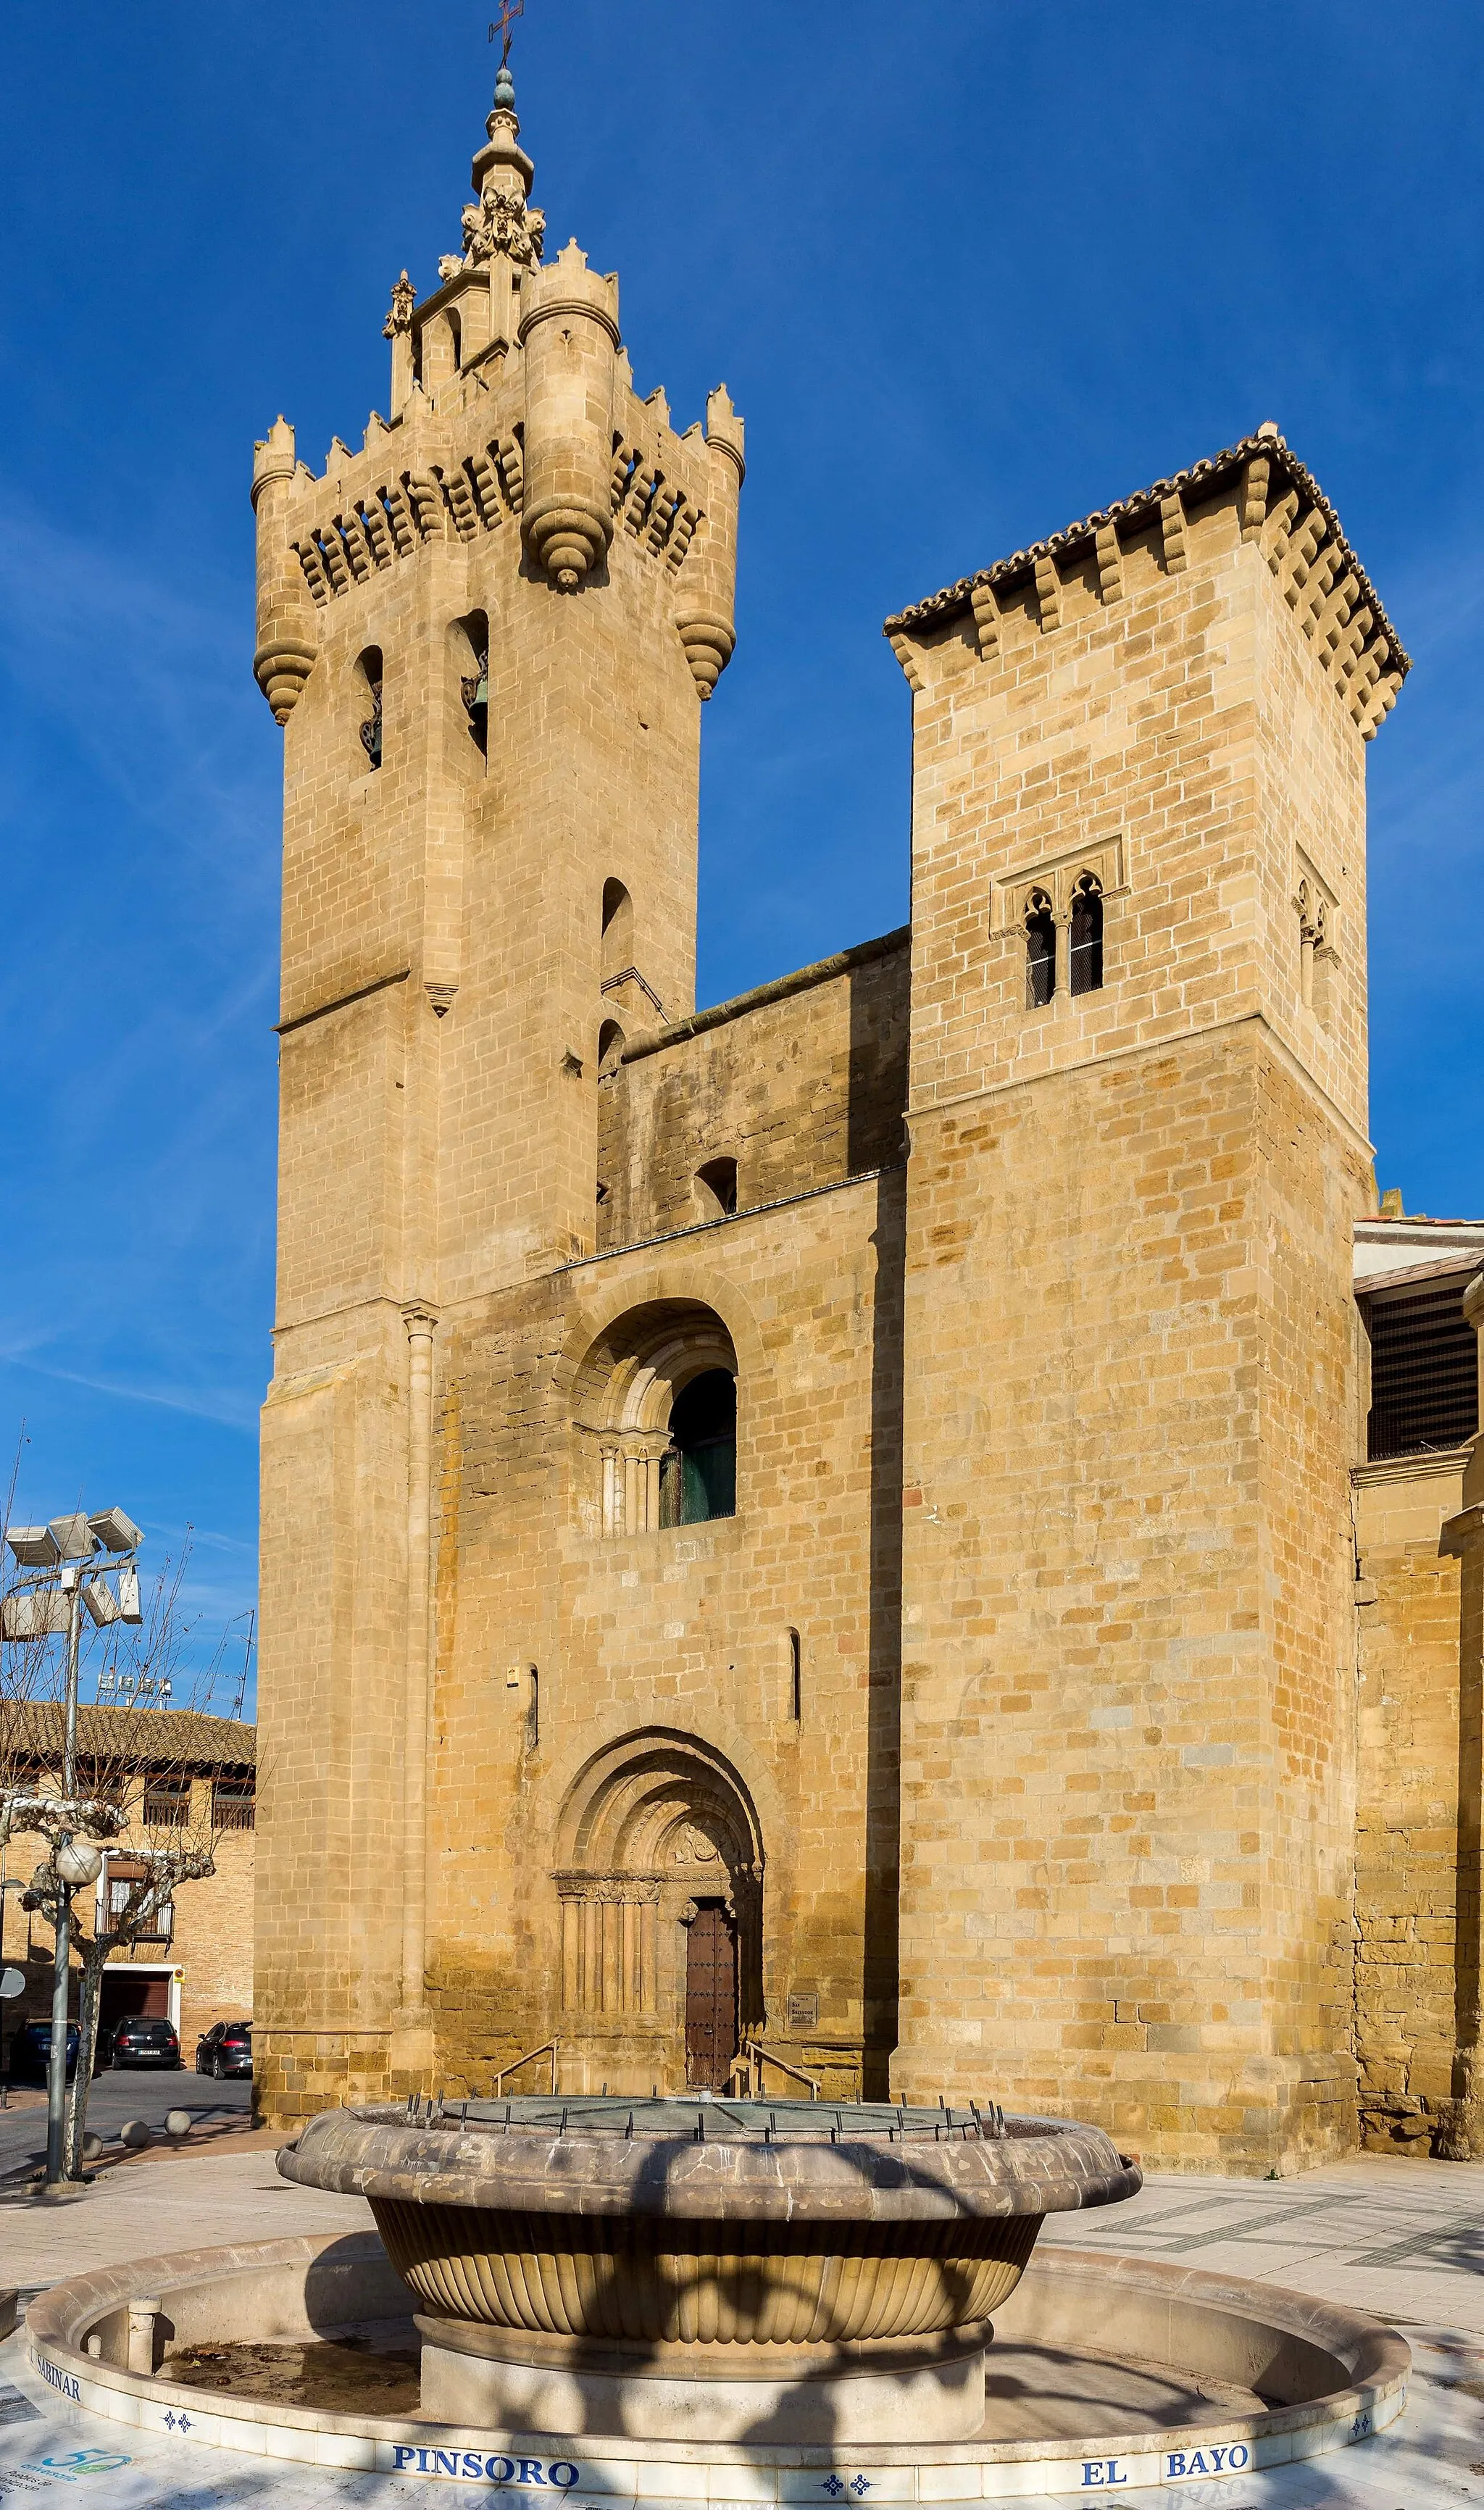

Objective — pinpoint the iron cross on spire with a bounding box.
[489,0,523,67]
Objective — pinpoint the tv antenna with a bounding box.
[232,1608,256,1722]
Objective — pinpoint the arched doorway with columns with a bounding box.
[551,1727,764,2093]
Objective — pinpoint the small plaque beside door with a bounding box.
[785,1990,818,2032]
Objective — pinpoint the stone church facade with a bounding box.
[251,67,1484,2170]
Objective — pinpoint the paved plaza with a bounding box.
[5,2149,1484,2503]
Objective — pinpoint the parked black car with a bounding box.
[7,2020,80,2084]
[195,2019,252,2080]
[106,2015,181,2069]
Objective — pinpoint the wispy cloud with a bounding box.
[0,1356,259,1436]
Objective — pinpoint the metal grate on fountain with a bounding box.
[389,2093,1012,2142]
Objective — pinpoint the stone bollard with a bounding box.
[120,2119,151,2151]
[126,2297,160,2376]
[164,2110,192,2143]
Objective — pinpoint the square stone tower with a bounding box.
[885,435,1407,2169]
[251,64,744,2113]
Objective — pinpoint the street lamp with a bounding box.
[1,1506,143,2187]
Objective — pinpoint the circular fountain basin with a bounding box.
[277,2095,1138,2440]
[25,2226,1409,2497]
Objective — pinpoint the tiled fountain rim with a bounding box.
[278,2098,1142,2221]
[25,2229,1411,2492]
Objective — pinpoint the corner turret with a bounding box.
[520,242,621,590]
[250,415,315,721]
[676,385,746,696]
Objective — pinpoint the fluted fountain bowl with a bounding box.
[279,2095,1141,2441]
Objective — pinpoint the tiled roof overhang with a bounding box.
[883,430,1410,681]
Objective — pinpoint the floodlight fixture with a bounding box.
[99,1671,117,1693]
[5,1525,60,1568]
[88,1507,142,1554]
[0,1591,72,1641]
[48,1513,98,1562]
[117,1564,143,1625]
[81,1577,121,1629]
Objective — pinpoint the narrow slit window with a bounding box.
[1069,873,1104,996]
[1025,891,1056,1008]
[695,1157,738,1219]
[601,879,633,983]
[788,1629,801,1722]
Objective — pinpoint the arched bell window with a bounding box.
[574,1299,739,1538]
[357,647,383,771]
[1025,889,1056,1008]
[1069,872,1104,996]
[660,1370,737,1527]
[457,611,488,758]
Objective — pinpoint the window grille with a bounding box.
[143,1775,189,1828]
[1366,1280,1477,1460]
[212,1777,257,1832]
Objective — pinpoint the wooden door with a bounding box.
[685,1904,738,2089]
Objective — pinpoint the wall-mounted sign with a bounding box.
[785,1990,818,2032]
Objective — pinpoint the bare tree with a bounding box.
[1,1529,252,2178]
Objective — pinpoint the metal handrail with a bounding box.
[491,2039,559,2097]
[732,2037,820,2100]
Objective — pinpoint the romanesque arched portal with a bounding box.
[553,1729,764,2090]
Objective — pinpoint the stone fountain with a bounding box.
[278,2093,1139,2443]
[21,2093,1411,2497]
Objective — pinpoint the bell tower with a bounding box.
[251,62,744,2115]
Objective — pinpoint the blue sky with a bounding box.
[3,3,1480,1708]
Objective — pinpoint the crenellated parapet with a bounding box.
[884,425,1409,741]
[249,65,743,716]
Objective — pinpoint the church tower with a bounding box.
[251,64,744,2112]
[885,432,1407,2169]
